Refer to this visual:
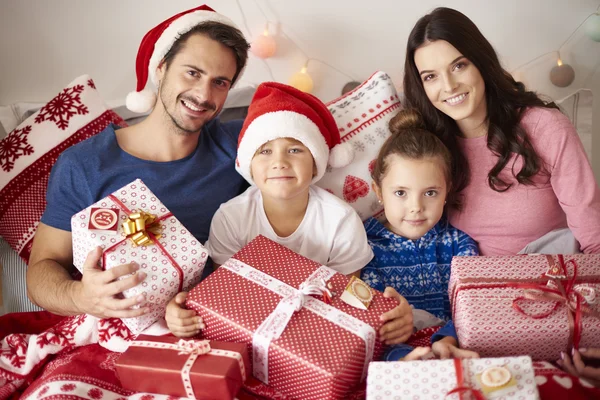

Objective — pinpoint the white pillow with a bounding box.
[556,89,593,163]
[317,71,402,220]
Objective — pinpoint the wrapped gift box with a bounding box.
[367,356,539,400]
[186,235,397,400]
[116,334,250,399]
[71,178,208,333]
[449,254,600,360]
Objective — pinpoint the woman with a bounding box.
[402,6,600,385]
[402,7,600,256]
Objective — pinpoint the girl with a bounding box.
[402,7,600,256]
[361,108,479,361]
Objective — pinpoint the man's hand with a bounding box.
[166,292,205,338]
[559,348,600,387]
[74,247,150,318]
[378,287,414,345]
[431,336,480,360]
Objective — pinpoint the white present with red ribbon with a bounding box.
[449,254,600,360]
[71,178,208,333]
[186,235,397,400]
[367,356,539,400]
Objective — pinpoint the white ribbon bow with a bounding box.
[175,339,211,355]
[287,279,332,311]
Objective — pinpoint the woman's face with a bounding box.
[414,40,487,129]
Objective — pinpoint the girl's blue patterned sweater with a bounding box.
[360,217,479,360]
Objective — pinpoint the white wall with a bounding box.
[1,0,599,175]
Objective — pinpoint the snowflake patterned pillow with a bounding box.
[316,71,402,221]
[0,74,127,262]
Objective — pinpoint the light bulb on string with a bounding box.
[289,64,314,93]
[250,24,277,59]
[585,13,600,42]
[550,53,575,88]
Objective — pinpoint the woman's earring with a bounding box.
[377,199,382,204]
[444,200,447,205]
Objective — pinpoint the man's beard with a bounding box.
[158,83,218,136]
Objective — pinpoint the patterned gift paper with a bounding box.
[367,356,539,400]
[186,235,398,400]
[71,179,208,333]
[449,255,600,360]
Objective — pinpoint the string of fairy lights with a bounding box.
[236,1,600,93]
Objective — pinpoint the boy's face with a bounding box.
[251,137,315,201]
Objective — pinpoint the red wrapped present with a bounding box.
[71,179,209,333]
[186,235,397,400]
[116,334,250,399]
[449,254,600,360]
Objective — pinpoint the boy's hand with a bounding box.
[431,336,480,360]
[402,347,433,361]
[165,292,205,338]
[379,287,414,345]
[559,348,600,387]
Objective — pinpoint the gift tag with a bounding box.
[340,276,373,310]
[88,208,120,234]
[476,365,517,397]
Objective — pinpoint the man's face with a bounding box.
[156,33,237,135]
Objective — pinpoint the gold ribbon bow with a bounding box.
[122,211,162,246]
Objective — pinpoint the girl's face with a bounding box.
[250,137,315,202]
[374,154,448,240]
[414,40,487,130]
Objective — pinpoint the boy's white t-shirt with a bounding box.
[206,185,373,275]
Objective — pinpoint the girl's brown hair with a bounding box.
[372,108,454,203]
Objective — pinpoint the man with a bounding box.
[27,5,250,320]
[27,5,413,346]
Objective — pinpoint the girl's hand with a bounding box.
[378,287,414,345]
[431,336,480,360]
[559,348,600,387]
[165,292,205,338]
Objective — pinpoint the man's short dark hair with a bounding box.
[162,21,250,84]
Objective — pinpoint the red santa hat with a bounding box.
[235,82,354,185]
[126,5,242,113]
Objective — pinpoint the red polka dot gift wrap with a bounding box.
[449,254,600,361]
[186,235,397,400]
[71,178,208,334]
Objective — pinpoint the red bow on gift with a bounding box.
[509,255,600,351]
[445,358,486,400]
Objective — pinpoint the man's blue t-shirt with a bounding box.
[41,119,247,245]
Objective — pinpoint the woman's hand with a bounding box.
[559,348,600,387]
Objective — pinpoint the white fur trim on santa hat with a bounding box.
[235,111,330,185]
[328,141,354,168]
[149,10,239,88]
[125,89,157,114]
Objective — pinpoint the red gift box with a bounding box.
[449,254,600,360]
[116,334,250,399]
[186,235,397,400]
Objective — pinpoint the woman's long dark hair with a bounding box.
[403,7,558,204]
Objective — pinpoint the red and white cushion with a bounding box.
[0,74,126,263]
[316,71,402,221]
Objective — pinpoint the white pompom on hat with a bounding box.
[235,82,354,185]
[126,4,242,113]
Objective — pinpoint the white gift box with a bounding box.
[71,178,208,333]
[367,356,539,400]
